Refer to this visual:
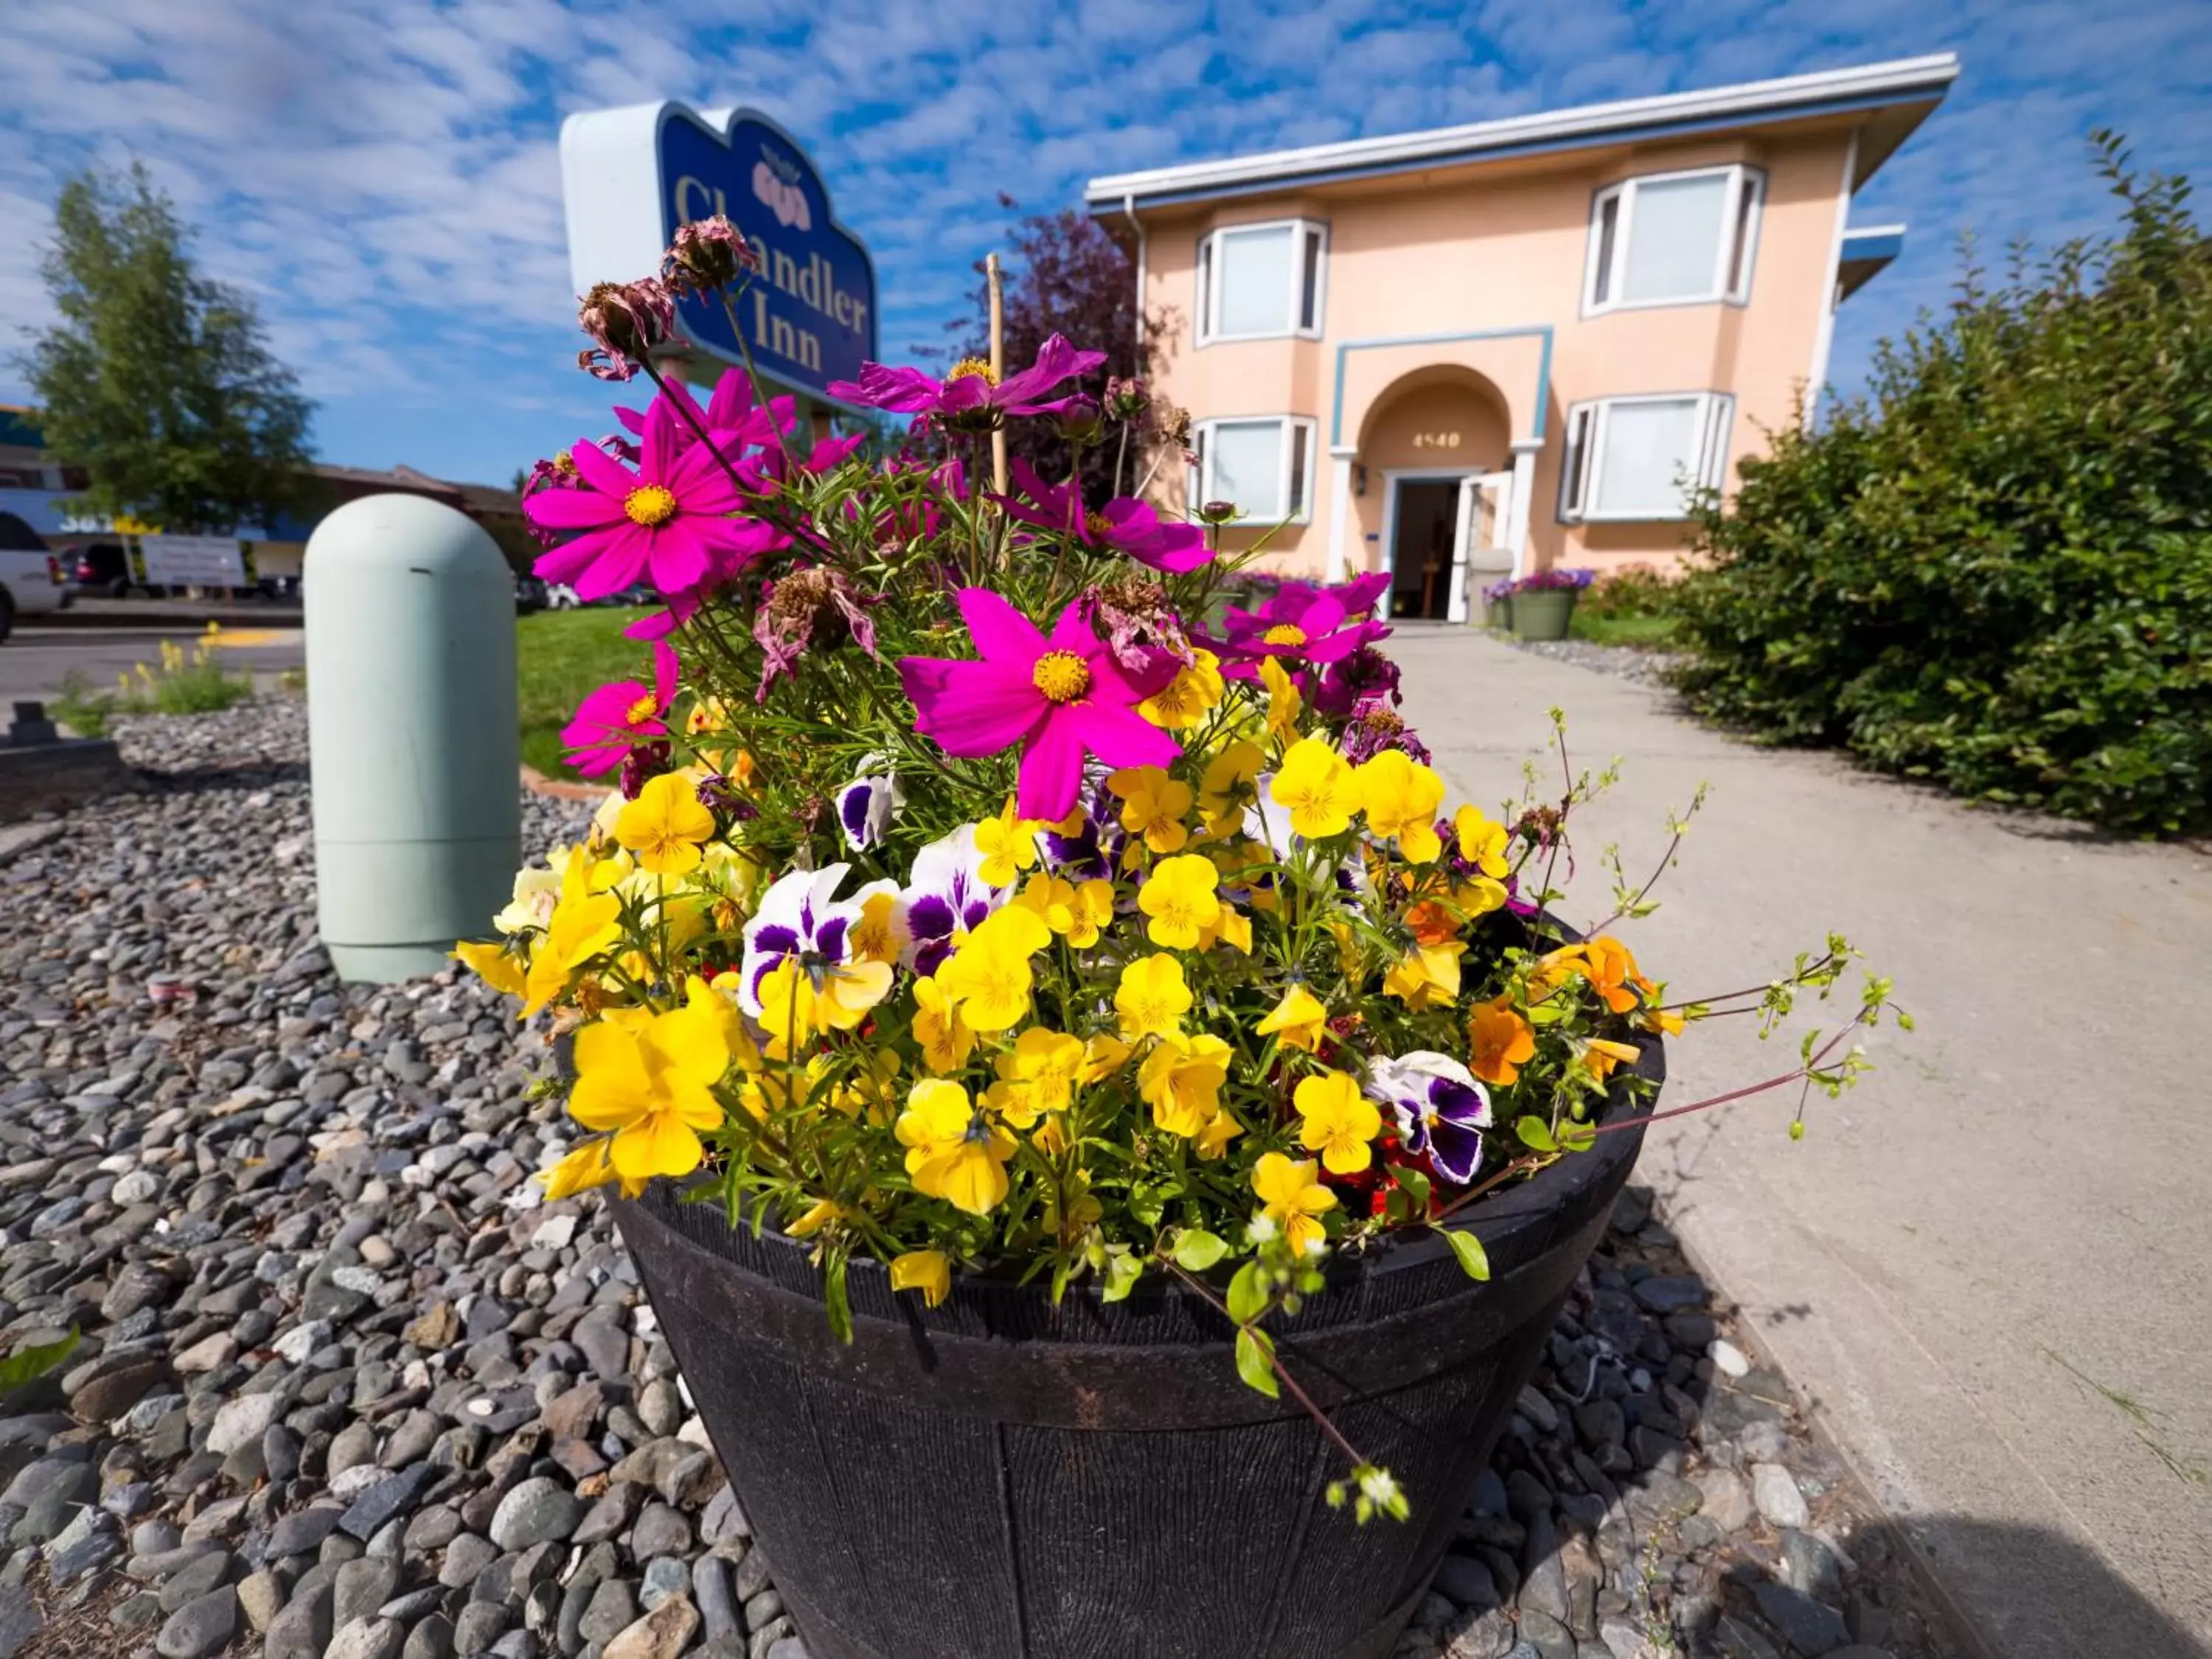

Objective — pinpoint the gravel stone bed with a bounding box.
[0,698,1953,1659]
[1492,637,1685,686]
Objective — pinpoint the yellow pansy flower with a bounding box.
[988,1027,1086,1129]
[1193,1110,1244,1160]
[1260,657,1302,742]
[974,796,1044,888]
[1255,984,1328,1052]
[567,986,731,1183]
[935,906,1050,1032]
[1294,1068,1382,1175]
[1384,941,1465,1010]
[454,939,527,999]
[1108,765,1194,854]
[1199,904,1252,955]
[1012,872,1116,948]
[1453,805,1512,880]
[785,1197,846,1237]
[910,975,974,1074]
[755,948,895,1054]
[537,1138,637,1200]
[889,1249,952,1307]
[1199,741,1264,831]
[851,888,908,964]
[521,852,624,1017]
[896,1078,1016,1215]
[1080,1034,1133,1083]
[1138,648,1225,730]
[615,773,717,877]
[1270,737,1357,839]
[1114,954,1193,1041]
[1252,1152,1336,1254]
[1136,853,1222,950]
[1138,1032,1233,1138]
[1355,751,1447,863]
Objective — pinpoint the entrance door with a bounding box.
[1449,470,1515,623]
[1386,479,1461,620]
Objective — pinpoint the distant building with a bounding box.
[0,407,529,577]
[1085,55,1952,619]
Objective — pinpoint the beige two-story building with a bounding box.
[1085,55,1952,619]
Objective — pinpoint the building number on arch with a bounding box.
[1411,431,1461,449]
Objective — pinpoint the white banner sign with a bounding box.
[139,534,247,586]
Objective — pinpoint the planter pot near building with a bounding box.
[612,1041,1660,1659]
[1480,592,1514,630]
[1511,589,1579,641]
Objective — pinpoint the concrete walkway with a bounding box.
[1395,627,2212,1659]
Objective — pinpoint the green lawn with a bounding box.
[517,606,654,779]
[1568,610,1680,649]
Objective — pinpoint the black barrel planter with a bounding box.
[612,1034,1658,1659]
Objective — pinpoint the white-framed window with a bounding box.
[1189,417,1318,524]
[1197,220,1327,344]
[1584,166,1764,313]
[1557,393,1734,522]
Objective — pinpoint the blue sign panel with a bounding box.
[656,109,877,406]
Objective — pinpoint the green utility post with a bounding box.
[305,493,519,982]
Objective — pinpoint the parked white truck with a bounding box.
[0,511,70,643]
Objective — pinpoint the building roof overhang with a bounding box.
[1085,53,1957,216]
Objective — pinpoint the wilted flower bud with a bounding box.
[1055,396,1102,441]
[695,774,759,818]
[1198,500,1237,526]
[663,215,761,296]
[577,279,679,381]
[1103,375,1149,422]
[1340,707,1431,766]
[619,740,672,799]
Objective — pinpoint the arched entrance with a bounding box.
[1356,368,1513,621]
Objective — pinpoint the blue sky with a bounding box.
[2,0,2208,489]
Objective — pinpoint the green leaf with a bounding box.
[0,1327,80,1391]
[1444,1229,1491,1282]
[1101,1251,1144,1303]
[1515,1115,1558,1153]
[1394,1168,1432,1212]
[1234,1326,1279,1398]
[1226,1260,1267,1324]
[1171,1228,1229,1272]
[823,1254,854,1346]
[1557,1120,1597,1153]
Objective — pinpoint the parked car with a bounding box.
[546,583,584,610]
[611,582,656,607]
[0,512,70,643]
[514,575,548,613]
[65,541,138,597]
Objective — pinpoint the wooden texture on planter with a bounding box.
[613,1037,1658,1659]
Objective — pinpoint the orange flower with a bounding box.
[1467,996,1537,1087]
[1403,895,1461,947]
[1536,936,1644,1015]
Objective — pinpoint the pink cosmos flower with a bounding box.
[526,391,783,602]
[564,641,680,776]
[995,459,1213,574]
[1209,574,1393,688]
[899,588,1178,820]
[827,335,1105,430]
[614,369,792,475]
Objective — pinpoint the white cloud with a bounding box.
[0,0,2205,484]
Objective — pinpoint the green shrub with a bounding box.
[1579,563,1679,621]
[51,629,254,734]
[1670,136,2212,836]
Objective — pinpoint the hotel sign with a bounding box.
[561,103,879,409]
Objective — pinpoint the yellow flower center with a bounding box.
[1083,511,1113,541]
[1263,624,1309,648]
[1032,650,1092,703]
[625,484,678,527]
[625,693,658,726]
[947,356,1000,386]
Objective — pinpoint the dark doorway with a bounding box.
[1388,480,1459,619]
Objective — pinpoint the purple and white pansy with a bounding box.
[1366,1051,1494,1185]
[836,776,895,852]
[737,864,892,1017]
[900,826,1006,977]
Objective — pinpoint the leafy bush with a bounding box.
[1580,564,1679,620]
[1670,136,2212,835]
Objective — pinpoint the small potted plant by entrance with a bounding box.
[1509,566,1596,641]
[1478,576,1514,630]
[456,229,1905,1659]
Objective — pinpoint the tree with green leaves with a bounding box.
[18,163,313,533]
